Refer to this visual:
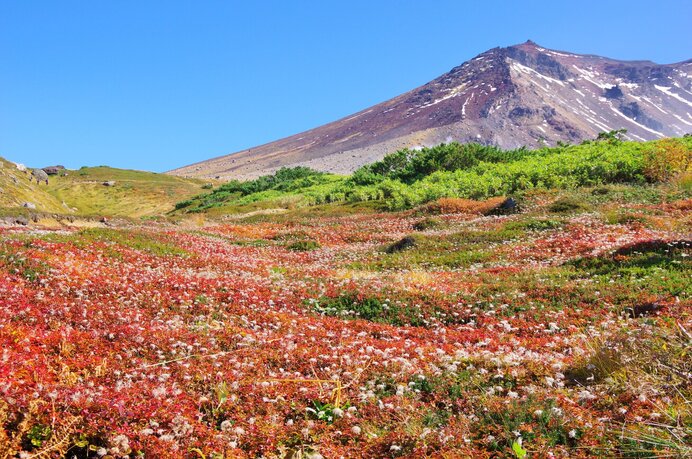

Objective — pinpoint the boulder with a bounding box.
[42,165,65,175]
[22,202,36,209]
[103,181,116,187]
[14,216,29,226]
[31,169,48,182]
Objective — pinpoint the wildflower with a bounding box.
[578,389,597,401]
[351,426,362,435]
[220,420,233,432]
[110,434,131,455]
[171,415,193,438]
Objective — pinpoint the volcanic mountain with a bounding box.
[170,41,692,180]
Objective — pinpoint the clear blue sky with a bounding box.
[1,1,690,172]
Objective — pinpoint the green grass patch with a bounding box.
[312,294,426,327]
[42,228,190,257]
[286,240,321,251]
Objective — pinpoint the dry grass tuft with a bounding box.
[567,323,692,457]
[0,400,82,459]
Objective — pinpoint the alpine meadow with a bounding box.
[1,5,691,458]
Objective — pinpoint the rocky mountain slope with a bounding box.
[170,41,692,180]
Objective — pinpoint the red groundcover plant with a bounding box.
[0,198,689,457]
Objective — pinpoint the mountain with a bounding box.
[169,41,692,180]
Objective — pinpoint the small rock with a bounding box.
[500,197,518,211]
[22,202,36,209]
[489,197,519,215]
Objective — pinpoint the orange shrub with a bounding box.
[643,139,692,182]
[422,196,508,215]
[669,198,692,211]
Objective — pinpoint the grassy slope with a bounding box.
[46,166,207,217]
[0,157,66,213]
[0,158,208,217]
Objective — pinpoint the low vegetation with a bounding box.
[0,134,690,457]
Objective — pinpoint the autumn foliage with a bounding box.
[0,185,690,458]
[643,138,692,182]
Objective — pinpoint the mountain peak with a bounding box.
[509,39,544,51]
[169,44,692,180]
